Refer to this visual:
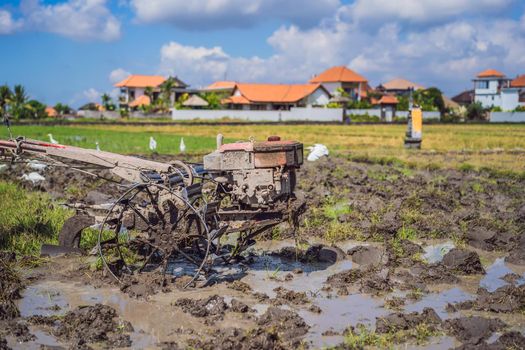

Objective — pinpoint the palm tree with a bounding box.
[161,77,177,101]
[144,86,154,101]
[0,85,12,118]
[9,84,30,120]
[101,93,112,111]
[54,103,72,118]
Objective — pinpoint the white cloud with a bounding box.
[132,0,340,29]
[83,87,101,102]
[157,9,525,95]
[109,68,130,84]
[19,0,121,41]
[0,10,23,34]
[342,0,513,24]
[160,42,230,86]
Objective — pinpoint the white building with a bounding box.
[115,75,189,109]
[473,69,525,111]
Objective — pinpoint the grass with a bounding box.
[3,123,525,172]
[337,323,442,349]
[0,180,115,257]
[0,181,71,256]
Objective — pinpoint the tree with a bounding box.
[9,84,31,120]
[160,77,178,111]
[54,103,72,117]
[466,101,488,121]
[20,100,47,119]
[201,92,221,109]
[0,85,12,119]
[144,86,154,101]
[101,93,116,111]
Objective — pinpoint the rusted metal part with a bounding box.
[0,134,305,286]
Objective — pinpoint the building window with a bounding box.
[476,81,489,89]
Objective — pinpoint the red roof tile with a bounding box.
[129,95,151,107]
[375,95,398,105]
[310,66,367,83]
[229,83,325,104]
[511,74,525,87]
[115,75,166,88]
[477,69,505,78]
[205,81,237,90]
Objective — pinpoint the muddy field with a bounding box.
[1,154,525,349]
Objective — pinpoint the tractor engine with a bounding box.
[203,136,303,209]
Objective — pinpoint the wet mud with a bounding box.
[2,154,525,349]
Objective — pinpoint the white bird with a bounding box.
[95,141,101,151]
[28,160,47,171]
[306,144,329,162]
[179,137,186,154]
[47,134,59,144]
[21,172,46,185]
[149,137,157,152]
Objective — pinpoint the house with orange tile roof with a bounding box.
[309,66,367,101]
[45,106,58,118]
[115,74,189,109]
[221,83,330,110]
[370,94,399,121]
[473,69,524,110]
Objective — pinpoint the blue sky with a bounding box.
[1,0,524,107]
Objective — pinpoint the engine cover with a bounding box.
[203,137,303,208]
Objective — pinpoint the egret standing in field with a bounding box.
[21,172,46,185]
[95,141,101,151]
[47,133,59,144]
[180,137,186,154]
[149,136,157,152]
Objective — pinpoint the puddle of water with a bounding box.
[18,280,210,349]
[6,327,62,350]
[422,242,455,264]
[404,287,474,319]
[300,293,389,348]
[18,285,69,318]
[244,248,352,297]
[480,257,525,292]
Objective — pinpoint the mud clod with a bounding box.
[474,285,525,313]
[375,307,441,333]
[52,304,132,348]
[442,249,485,275]
[347,245,387,267]
[228,280,252,293]
[444,316,506,345]
[273,287,309,305]
[187,327,283,350]
[230,299,251,313]
[257,307,309,344]
[0,261,23,320]
[506,233,525,265]
[0,321,35,343]
[174,295,228,319]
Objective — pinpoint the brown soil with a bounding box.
[3,154,525,349]
[444,316,506,345]
[0,260,23,321]
[442,249,485,275]
[375,307,441,333]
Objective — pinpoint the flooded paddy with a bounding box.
[2,155,525,349]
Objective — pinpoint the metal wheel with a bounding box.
[98,183,213,287]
